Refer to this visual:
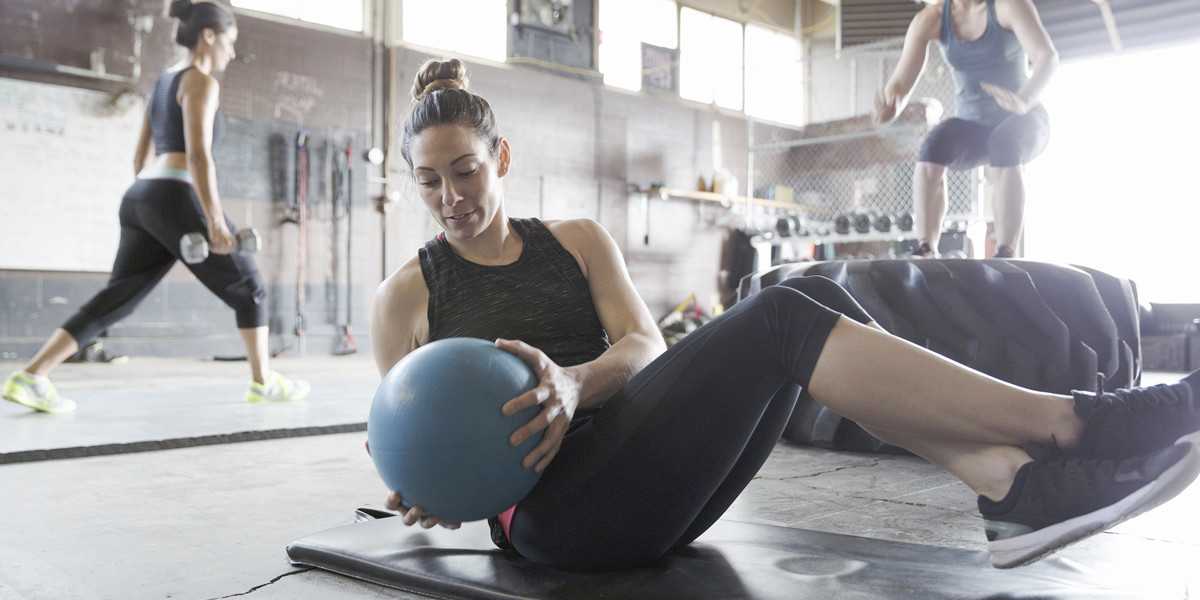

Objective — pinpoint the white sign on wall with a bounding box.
[0,78,144,272]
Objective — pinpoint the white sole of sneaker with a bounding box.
[989,432,1200,568]
[3,391,43,412]
[3,394,76,414]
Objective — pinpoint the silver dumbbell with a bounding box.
[180,228,261,264]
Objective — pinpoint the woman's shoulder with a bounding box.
[541,218,617,278]
[177,67,219,99]
[542,218,608,251]
[993,0,1039,28]
[542,217,602,236]
[373,255,430,339]
[377,255,428,307]
[372,255,430,368]
[913,2,943,33]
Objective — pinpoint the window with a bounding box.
[1025,42,1200,302]
[679,7,743,110]
[401,0,507,63]
[598,0,677,92]
[231,0,364,32]
[745,25,804,126]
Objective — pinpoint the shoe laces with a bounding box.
[1106,382,1190,414]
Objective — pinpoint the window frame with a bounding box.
[678,5,746,111]
[229,0,371,37]
[397,0,510,64]
[744,22,806,127]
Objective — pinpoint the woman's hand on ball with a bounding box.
[398,503,460,530]
[366,441,460,530]
[496,338,580,473]
[387,494,461,530]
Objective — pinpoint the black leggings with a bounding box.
[62,178,267,347]
[509,276,875,570]
[918,106,1050,170]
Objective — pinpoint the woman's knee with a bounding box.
[754,284,823,315]
[778,276,850,305]
[776,276,872,324]
[222,274,267,328]
[984,165,1022,187]
[914,161,946,184]
[987,130,1025,167]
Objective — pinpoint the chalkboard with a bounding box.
[0,77,143,272]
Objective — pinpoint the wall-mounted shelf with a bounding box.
[749,124,927,153]
[0,55,136,95]
[641,187,803,211]
[632,186,924,246]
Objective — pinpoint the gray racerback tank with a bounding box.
[940,0,1028,126]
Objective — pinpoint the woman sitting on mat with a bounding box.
[370,58,1200,570]
[873,0,1057,258]
[2,0,308,414]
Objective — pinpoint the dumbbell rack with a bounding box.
[649,186,932,246]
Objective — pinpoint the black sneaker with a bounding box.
[911,242,936,258]
[993,245,1015,258]
[979,440,1200,569]
[1068,370,1200,459]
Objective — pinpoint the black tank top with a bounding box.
[150,67,222,155]
[419,217,611,371]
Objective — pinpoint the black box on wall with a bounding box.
[642,43,677,93]
[509,0,596,70]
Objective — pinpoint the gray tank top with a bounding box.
[939,0,1028,126]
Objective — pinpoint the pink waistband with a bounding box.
[498,505,517,540]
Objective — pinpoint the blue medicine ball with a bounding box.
[368,337,545,522]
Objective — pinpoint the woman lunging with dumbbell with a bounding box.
[2,0,307,413]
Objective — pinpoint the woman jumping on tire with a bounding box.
[874,0,1058,258]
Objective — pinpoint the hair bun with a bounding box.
[169,0,194,19]
[412,58,470,101]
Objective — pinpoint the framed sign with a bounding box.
[641,43,677,93]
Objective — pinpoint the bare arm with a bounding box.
[132,108,152,175]
[370,258,428,376]
[179,70,224,225]
[557,219,667,410]
[369,259,455,526]
[877,7,941,122]
[999,0,1059,106]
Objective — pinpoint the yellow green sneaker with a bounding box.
[3,371,77,414]
[246,371,310,404]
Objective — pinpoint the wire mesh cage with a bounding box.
[748,42,981,245]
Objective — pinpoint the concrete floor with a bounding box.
[2,360,1199,599]
[0,357,378,455]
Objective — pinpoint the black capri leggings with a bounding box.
[62,178,267,347]
[918,106,1050,170]
[509,276,875,570]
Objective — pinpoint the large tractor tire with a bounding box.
[738,260,1141,453]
